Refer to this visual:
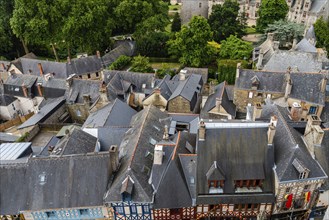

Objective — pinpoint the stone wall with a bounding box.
[67,103,90,124]
[181,0,208,24]
[168,96,191,113]
[43,104,68,124]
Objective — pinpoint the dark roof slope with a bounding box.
[98,127,130,151]
[314,130,329,190]
[0,153,111,214]
[169,74,203,101]
[0,94,17,106]
[5,74,37,88]
[83,98,136,128]
[66,79,101,104]
[67,55,102,76]
[101,41,136,67]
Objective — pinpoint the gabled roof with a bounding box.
[295,38,317,53]
[51,128,97,156]
[98,127,130,151]
[0,94,17,106]
[105,106,170,203]
[310,0,328,13]
[67,55,102,76]
[0,153,111,215]
[65,79,101,104]
[169,74,203,101]
[83,98,136,128]
[0,132,19,143]
[305,25,316,41]
[260,104,327,181]
[5,74,37,88]
[101,41,136,67]
[206,161,225,181]
[18,97,66,129]
[182,67,208,84]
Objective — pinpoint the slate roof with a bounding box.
[182,67,208,84]
[196,121,274,204]
[65,79,101,104]
[321,102,329,123]
[39,136,60,156]
[0,132,19,143]
[0,153,111,215]
[98,127,130,151]
[5,74,37,88]
[105,106,170,203]
[305,25,316,41]
[0,61,10,71]
[201,81,236,118]
[295,39,317,53]
[235,69,285,93]
[11,58,68,79]
[50,128,97,156]
[310,0,328,13]
[0,94,17,106]
[67,55,102,76]
[263,51,324,72]
[83,99,136,128]
[18,97,66,129]
[101,41,136,67]
[169,74,203,102]
[260,104,327,182]
[314,129,329,190]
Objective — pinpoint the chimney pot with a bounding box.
[37,63,44,76]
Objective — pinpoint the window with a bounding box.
[76,109,82,117]
[130,205,137,214]
[304,185,310,191]
[79,209,89,216]
[12,103,16,110]
[142,205,150,214]
[309,106,317,114]
[149,137,157,145]
[248,92,253,98]
[115,206,124,215]
[285,187,291,193]
[46,211,56,218]
[96,72,99,77]
[87,74,91,79]
[199,2,202,8]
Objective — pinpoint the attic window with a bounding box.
[39,172,47,185]
[292,158,310,179]
[149,137,157,145]
[142,165,151,176]
[145,150,154,160]
[153,125,160,131]
[190,177,195,184]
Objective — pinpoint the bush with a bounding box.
[217,59,250,84]
[130,55,154,73]
[109,55,132,70]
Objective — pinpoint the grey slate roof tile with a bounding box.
[0,94,17,106]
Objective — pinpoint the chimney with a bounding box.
[215,98,221,112]
[22,83,28,97]
[179,72,186,81]
[267,115,277,145]
[253,102,263,120]
[320,76,327,93]
[151,80,155,88]
[37,63,44,76]
[142,84,146,90]
[290,102,302,121]
[246,104,254,121]
[96,50,101,58]
[83,94,91,107]
[37,83,43,97]
[154,145,164,165]
[273,41,280,51]
[199,120,206,141]
[267,33,274,42]
[109,145,120,172]
[284,71,292,100]
[163,125,169,140]
[256,49,264,70]
[66,75,75,87]
[67,56,71,64]
[236,63,241,78]
[291,39,297,51]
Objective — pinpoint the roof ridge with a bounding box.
[276,105,298,146]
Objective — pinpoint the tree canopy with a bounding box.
[219,35,253,60]
[130,55,154,73]
[208,0,247,42]
[167,16,216,67]
[314,16,329,56]
[256,0,289,32]
[171,12,181,33]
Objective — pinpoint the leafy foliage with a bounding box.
[167,16,216,67]
[314,16,329,57]
[217,59,249,84]
[171,12,181,32]
[208,0,247,42]
[109,55,132,70]
[219,35,253,60]
[130,55,154,73]
[256,0,289,32]
[264,20,305,45]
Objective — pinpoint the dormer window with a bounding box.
[121,175,134,202]
[292,158,310,179]
[206,161,225,194]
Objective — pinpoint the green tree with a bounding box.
[130,55,154,73]
[134,15,170,57]
[264,20,304,45]
[314,17,329,56]
[219,35,253,60]
[109,55,132,70]
[114,0,168,34]
[167,16,215,67]
[256,0,288,32]
[208,0,247,42]
[171,12,181,32]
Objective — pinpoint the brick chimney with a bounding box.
[37,83,43,97]
[284,71,292,100]
[22,83,28,97]
[199,120,206,141]
[109,145,120,172]
[37,63,44,76]
[267,115,277,145]
[154,145,164,165]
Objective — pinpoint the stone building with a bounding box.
[181,0,209,24]
[287,0,329,26]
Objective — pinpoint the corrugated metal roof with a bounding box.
[0,142,32,160]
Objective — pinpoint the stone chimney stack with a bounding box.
[38,63,44,76]
[154,145,164,165]
[37,83,43,97]
[199,120,206,141]
[109,145,120,172]
[163,125,169,140]
[236,63,241,78]
[273,41,280,51]
[320,76,327,93]
[22,83,28,97]
[179,71,186,81]
[215,98,221,112]
[291,39,298,51]
[83,94,91,108]
[246,104,254,121]
[304,115,324,156]
[96,50,101,58]
[290,102,302,121]
[268,115,278,145]
[284,71,292,100]
[1,63,5,71]
[256,50,264,70]
[253,103,263,120]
